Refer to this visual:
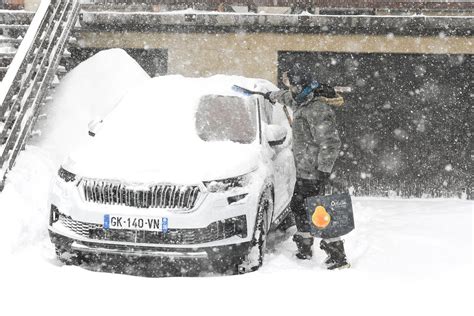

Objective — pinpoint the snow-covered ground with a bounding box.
[0,49,472,316]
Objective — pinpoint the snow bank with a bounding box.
[37,48,150,164]
[0,198,471,316]
[0,148,53,253]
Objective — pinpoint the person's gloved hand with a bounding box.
[315,170,331,193]
[263,91,275,104]
[314,84,336,98]
[316,170,331,182]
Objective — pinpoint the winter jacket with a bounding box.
[269,90,343,179]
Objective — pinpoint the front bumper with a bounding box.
[49,175,262,250]
[49,230,251,261]
[49,204,248,247]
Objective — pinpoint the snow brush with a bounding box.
[231,85,267,97]
[232,85,293,127]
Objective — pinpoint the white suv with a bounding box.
[48,75,296,274]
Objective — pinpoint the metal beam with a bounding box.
[78,11,474,36]
[82,1,474,10]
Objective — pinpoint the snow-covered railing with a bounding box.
[0,0,80,191]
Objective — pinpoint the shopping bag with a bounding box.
[305,192,355,239]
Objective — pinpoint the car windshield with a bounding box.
[195,95,257,144]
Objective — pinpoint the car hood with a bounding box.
[64,140,261,184]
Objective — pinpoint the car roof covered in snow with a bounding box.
[101,74,278,137]
[120,74,277,103]
[67,75,276,182]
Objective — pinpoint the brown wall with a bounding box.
[78,31,473,83]
[3,0,24,9]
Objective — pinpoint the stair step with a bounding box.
[0,37,22,45]
[0,52,16,58]
[0,24,29,30]
[0,11,34,25]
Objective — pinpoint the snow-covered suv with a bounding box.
[48,75,296,273]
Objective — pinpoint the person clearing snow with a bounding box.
[266,63,351,270]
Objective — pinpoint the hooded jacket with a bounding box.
[269,89,343,179]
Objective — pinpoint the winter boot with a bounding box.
[320,239,350,270]
[320,240,333,265]
[293,234,314,260]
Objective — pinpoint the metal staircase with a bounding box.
[0,10,33,82]
[0,0,80,191]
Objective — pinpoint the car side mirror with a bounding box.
[266,124,287,147]
[88,118,103,137]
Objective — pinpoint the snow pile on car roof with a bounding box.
[103,73,277,132]
[37,48,150,164]
[65,75,278,183]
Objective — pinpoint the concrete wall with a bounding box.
[24,0,40,11]
[78,31,473,83]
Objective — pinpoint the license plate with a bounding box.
[103,215,168,232]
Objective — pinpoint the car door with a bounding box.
[263,98,296,220]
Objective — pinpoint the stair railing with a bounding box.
[0,0,80,191]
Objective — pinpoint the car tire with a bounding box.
[237,188,273,274]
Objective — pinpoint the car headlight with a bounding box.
[58,167,76,183]
[204,172,253,193]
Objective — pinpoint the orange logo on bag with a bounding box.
[312,205,331,229]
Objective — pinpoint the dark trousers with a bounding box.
[290,178,324,233]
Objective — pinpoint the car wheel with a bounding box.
[238,189,273,274]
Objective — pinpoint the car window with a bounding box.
[272,101,292,129]
[270,101,293,148]
[195,95,257,144]
[261,98,273,124]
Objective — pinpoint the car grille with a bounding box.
[56,212,247,245]
[59,213,101,237]
[80,180,201,210]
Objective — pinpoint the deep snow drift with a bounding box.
[0,49,471,316]
[36,48,150,163]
